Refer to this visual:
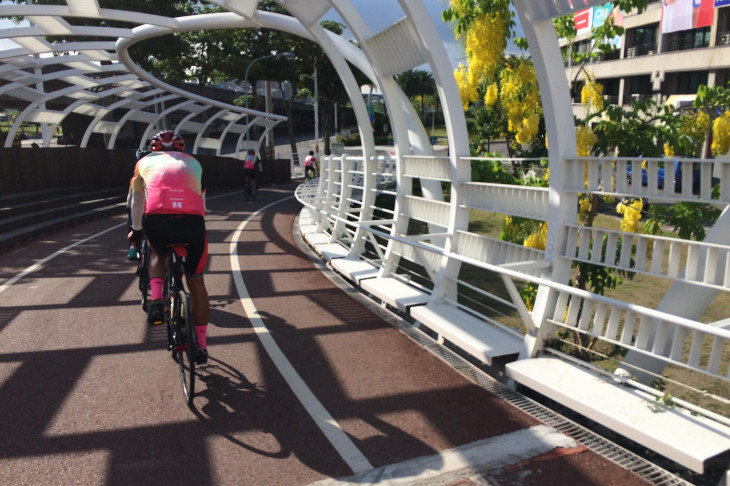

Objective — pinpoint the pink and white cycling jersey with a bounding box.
[130,151,205,221]
[243,154,257,170]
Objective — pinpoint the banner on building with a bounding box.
[662,0,715,34]
[715,0,730,7]
[592,3,614,26]
[591,3,624,48]
[574,8,592,35]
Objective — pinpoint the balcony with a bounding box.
[625,43,657,58]
[666,36,710,52]
[591,50,621,63]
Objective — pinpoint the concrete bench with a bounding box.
[316,242,349,261]
[304,232,332,247]
[411,303,523,366]
[361,277,430,312]
[506,357,730,474]
[299,223,320,235]
[331,258,380,284]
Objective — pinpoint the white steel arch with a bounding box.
[2,1,730,474]
[0,2,286,153]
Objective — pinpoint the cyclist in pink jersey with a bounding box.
[128,130,210,365]
[243,149,258,197]
[304,150,317,179]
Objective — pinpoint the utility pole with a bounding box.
[314,60,319,157]
[265,80,273,158]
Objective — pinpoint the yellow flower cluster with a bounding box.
[484,82,498,106]
[581,79,604,114]
[466,12,505,83]
[616,198,643,233]
[575,125,597,157]
[663,142,675,158]
[454,63,478,110]
[679,111,710,146]
[524,222,548,250]
[712,110,730,155]
[453,12,506,111]
[578,194,591,221]
[500,61,541,145]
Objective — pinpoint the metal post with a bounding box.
[244,51,295,143]
[266,80,273,158]
[314,61,319,156]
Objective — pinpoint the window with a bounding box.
[667,26,711,51]
[676,71,708,93]
[626,24,658,57]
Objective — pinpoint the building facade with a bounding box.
[563,0,730,110]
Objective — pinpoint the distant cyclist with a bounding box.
[243,149,258,197]
[127,130,210,364]
[304,150,317,179]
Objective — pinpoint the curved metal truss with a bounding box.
[0,2,294,155]
[3,0,730,477]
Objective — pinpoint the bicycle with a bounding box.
[244,174,256,202]
[164,244,198,404]
[304,167,316,181]
[135,237,150,311]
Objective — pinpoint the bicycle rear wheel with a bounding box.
[172,289,196,404]
[137,241,150,311]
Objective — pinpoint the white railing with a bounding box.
[295,152,730,422]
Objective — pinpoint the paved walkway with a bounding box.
[0,183,653,485]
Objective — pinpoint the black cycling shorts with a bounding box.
[142,214,208,275]
[244,168,257,179]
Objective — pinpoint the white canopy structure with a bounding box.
[2,0,730,477]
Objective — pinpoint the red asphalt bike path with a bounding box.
[0,183,650,485]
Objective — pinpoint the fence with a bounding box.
[0,147,291,193]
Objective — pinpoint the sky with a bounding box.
[322,0,467,69]
[0,0,467,65]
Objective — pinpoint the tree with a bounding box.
[297,20,370,155]
[396,69,436,122]
[442,1,663,318]
[147,4,232,95]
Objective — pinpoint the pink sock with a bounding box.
[195,324,208,349]
[150,278,164,301]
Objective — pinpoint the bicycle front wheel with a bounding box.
[173,289,196,404]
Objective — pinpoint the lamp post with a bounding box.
[244,51,294,141]
[303,60,319,157]
[313,60,319,156]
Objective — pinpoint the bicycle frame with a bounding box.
[244,174,255,201]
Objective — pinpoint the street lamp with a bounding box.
[313,60,319,157]
[303,60,319,157]
[244,51,295,141]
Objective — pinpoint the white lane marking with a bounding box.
[310,425,578,485]
[0,223,124,296]
[0,190,239,295]
[229,198,373,474]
